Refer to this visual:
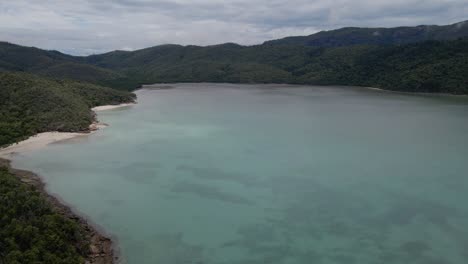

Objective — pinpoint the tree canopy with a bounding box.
[0,72,135,147]
[0,167,88,264]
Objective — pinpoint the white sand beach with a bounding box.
[366,87,385,91]
[0,132,88,158]
[0,103,131,158]
[92,103,135,111]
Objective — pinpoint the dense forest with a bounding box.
[0,167,88,263]
[85,39,468,94]
[264,20,468,46]
[0,72,135,147]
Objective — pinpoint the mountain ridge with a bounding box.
[264,20,468,47]
[1,20,467,94]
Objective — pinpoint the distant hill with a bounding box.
[84,39,468,94]
[264,20,468,47]
[0,42,139,90]
[1,20,467,94]
[0,41,76,69]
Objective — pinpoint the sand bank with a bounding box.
[92,103,135,111]
[0,102,132,158]
[366,87,385,91]
[0,132,88,158]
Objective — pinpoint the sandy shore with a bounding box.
[366,87,385,91]
[0,132,88,158]
[0,102,133,158]
[92,103,135,111]
[0,121,110,159]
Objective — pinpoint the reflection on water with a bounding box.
[14,84,468,264]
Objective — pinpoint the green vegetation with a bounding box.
[86,39,468,94]
[321,40,468,93]
[0,42,139,90]
[0,72,135,147]
[264,20,468,47]
[0,167,88,264]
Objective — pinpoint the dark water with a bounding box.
[14,84,468,263]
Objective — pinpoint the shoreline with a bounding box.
[0,102,136,159]
[92,103,136,111]
[0,157,117,264]
[362,86,468,97]
[0,102,135,264]
[146,82,468,97]
[0,132,90,159]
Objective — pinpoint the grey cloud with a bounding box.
[0,0,466,55]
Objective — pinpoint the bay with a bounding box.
[13,84,468,264]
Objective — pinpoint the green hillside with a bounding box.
[0,72,135,147]
[86,39,468,94]
[0,42,139,90]
[265,20,468,47]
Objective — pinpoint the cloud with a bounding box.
[0,0,466,55]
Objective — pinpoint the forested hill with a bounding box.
[1,20,468,94]
[0,72,135,147]
[0,42,139,90]
[85,39,468,94]
[264,20,468,47]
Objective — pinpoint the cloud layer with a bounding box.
[0,0,467,55]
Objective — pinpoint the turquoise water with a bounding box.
[13,84,468,264]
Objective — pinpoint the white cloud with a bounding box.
[0,0,466,55]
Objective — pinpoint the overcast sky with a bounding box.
[0,0,467,55]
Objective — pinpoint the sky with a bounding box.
[0,0,467,55]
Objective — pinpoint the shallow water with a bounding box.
[13,84,468,264]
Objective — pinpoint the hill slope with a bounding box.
[0,72,135,147]
[0,42,139,90]
[265,20,468,47]
[86,39,468,94]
